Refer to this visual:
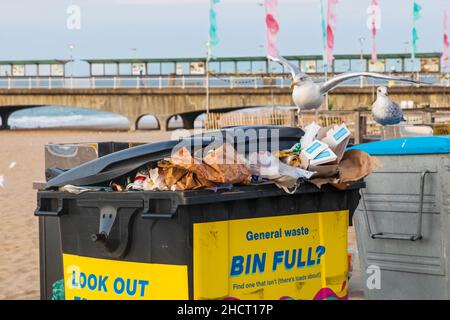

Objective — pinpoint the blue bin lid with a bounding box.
[348,136,450,155]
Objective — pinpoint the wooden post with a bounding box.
[354,108,367,145]
[422,108,433,125]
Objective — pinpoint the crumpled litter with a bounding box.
[158,143,251,191]
[126,169,149,191]
[248,151,316,193]
[125,167,169,191]
[59,185,112,194]
[148,168,169,191]
[274,149,301,167]
[308,149,382,189]
[118,123,379,193]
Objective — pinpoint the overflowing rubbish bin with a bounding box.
[36,126,370,300]
[37,141,143,300]
[351,136,450,300]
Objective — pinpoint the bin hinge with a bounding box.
[91,205,117,243]
[361,170,430,241]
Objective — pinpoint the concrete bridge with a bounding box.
[1,86,449,130]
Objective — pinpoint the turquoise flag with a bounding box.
[413,2,422,21]
[209,9,219,46]
[208,0,220,56]
[412,1,422,59]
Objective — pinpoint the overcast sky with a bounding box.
[0,0,449,74]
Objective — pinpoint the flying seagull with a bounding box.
[371,86,405,125]
[268,55,422,112]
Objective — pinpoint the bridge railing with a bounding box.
[203,108,450,144]
[0,74,448,90]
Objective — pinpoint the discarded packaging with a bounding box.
[301,140,329,160]
[321,123,351,162]
[309,164,339,179]
[300,122,321,148]
[59,185,113,194]
[309,148,338,166]
[308,149,382,189]
[126,169,150,191]
[54,123,375,194]
[248,151,315,192]
[148,168,169,191]
[157,144,251,191]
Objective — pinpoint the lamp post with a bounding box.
[68,44,75,89]
[358,37,365,88]
[205,41,211,114]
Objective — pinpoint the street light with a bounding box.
[205,41,211,114]
[358,37,365,88]
[68,44,75,88]
[131,48,137,58]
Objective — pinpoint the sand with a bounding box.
[0,129,363,300]
[0,130,172,300]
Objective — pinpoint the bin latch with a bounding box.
[91,205,117,243]
[361,170,430,241]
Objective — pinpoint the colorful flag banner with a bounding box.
[320,0,327,66]
[265,0,279,57]
[371,0,379,62]
[208,0,221,57]
[412,1,422,59]
[326,0,339,66]
[443,10,449,68]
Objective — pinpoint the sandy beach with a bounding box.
[0,130,172,299]
[0,129,363,300]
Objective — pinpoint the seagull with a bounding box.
[268,55,422,112]
[371,86,405,125]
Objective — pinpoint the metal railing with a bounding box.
[203,108,450,144]
[0,74,448,90]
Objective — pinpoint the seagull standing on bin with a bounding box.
[371,86,405,125]
[268,55,421,114]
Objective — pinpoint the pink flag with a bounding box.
[371,0,379,62]
[443,10,449,68]
[265,0,279,57]
[326,0,339,66]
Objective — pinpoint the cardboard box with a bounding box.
[310,149,337,166]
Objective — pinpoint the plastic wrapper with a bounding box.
[59,185,112,194]
[248,151,315,192]
[274,150,301,167]
[147,168,169,191]
[126,170,148,191]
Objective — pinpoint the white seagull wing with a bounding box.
[319,72,423,95]
[267,55,304,81]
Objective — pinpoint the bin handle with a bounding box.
[34,198,64,217]
[141,200,177,219]
[361,170,430,241]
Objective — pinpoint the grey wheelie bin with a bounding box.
[350,136,450,300]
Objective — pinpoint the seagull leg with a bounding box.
[314,108,319,124]
[296,107,303,128]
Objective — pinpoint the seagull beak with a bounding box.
[290,82,297,89]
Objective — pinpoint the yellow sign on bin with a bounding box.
[193,211,349,300]
[63,254,188,300]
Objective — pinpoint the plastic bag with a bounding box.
[248,151,315,193]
